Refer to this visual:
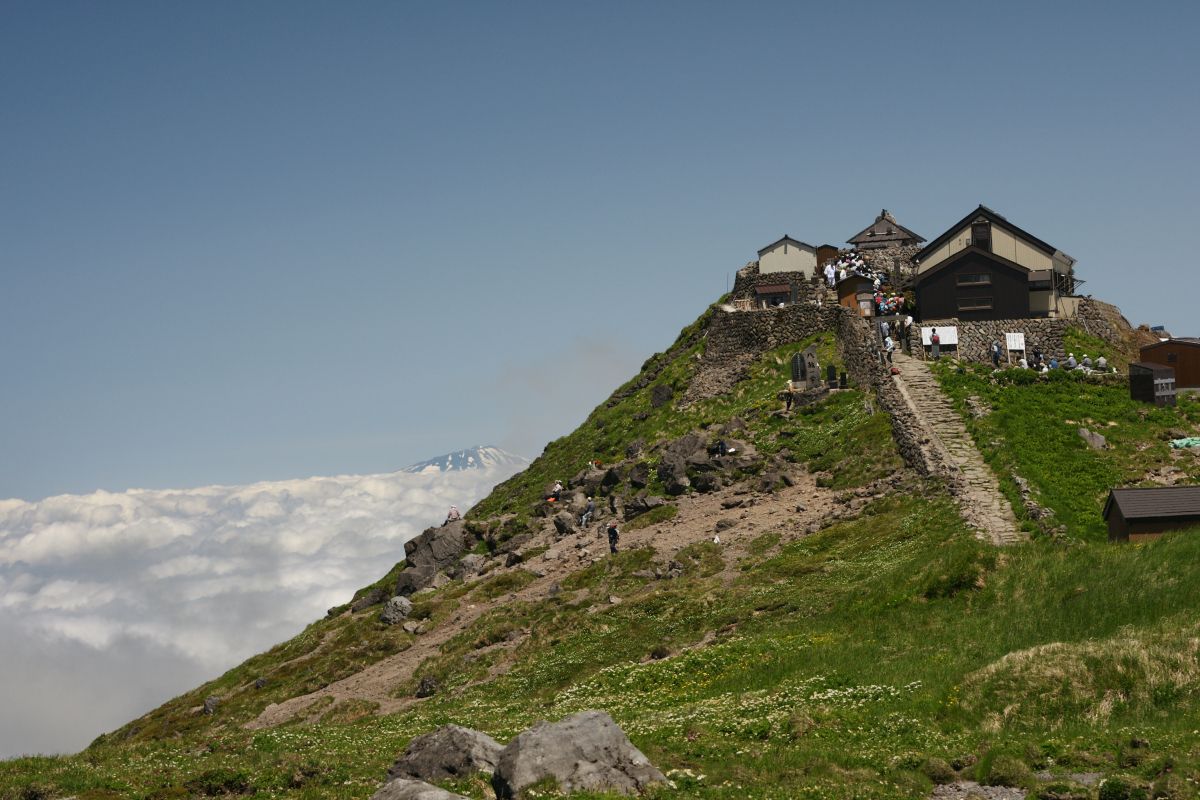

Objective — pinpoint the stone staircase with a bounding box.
[891,353,1024,546]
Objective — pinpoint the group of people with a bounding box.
[1015,348,1109,374]
[822,250,869,288]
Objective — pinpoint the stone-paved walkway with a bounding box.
[891,353,1023,546]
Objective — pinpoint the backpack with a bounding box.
[931,333,940,345]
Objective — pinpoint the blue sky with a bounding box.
[3,1,1198,501]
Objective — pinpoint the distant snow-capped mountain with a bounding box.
[401,445,529,475]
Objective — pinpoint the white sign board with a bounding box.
[1005,332,1026,352]
[921,326,958,346]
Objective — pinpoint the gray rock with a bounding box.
[552,512,577,537]
[387,724,504,783]
[397,522,475,595]
[351,586,390,612]
[650,383,673,408]
[416,676,440,698]
[202,696,219,715]
[402,620,423,635]
[371,778,470,800]
[254,678,267,690]
[455,553,486,579]
[628,462,650,489]
[1078,427,1107,450]
[380,596,414,625]
[693,473,722,493]
[491,710,666,799]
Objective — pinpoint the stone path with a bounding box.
[891,353,1023,546]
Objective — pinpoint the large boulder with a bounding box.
[664,432,707,461]
[387,724,504,783]
[552,511,577,537]
[491,711,666,799]
[396,522,475,595]
[380,596,414,625]
[371,778,469,800]
[351,586,390,612]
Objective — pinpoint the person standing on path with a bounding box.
[579,497,595,527]
[930,328,941,360]
[607,521,620,554]
[884,335,895,365]
[990,340,1002,368]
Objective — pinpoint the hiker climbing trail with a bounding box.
[891,353,1024,546]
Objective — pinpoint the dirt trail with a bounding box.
[247,472,841,729]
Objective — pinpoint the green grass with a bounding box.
[12,492,1200,799]
[13,317,1200,799]
[933,359,1200,540]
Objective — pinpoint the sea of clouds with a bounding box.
[0,463,523,759]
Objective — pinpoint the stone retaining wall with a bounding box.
[730,262,818,304]
[907,318,1069,363]
[833,310,943,477]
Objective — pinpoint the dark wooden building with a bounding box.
[1139,339,1200,389]
[816,244,840,269]
[1128,361,1177,406]
[1104,486,1200,542]
[912,205,1078,321]
[847,209,925,251]
[836,274,874,317]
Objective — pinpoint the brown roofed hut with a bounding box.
[1103,486,1200,542]
[1139,339,1200,389]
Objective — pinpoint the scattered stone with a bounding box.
[202,696,219,715]
[650,383,673,408]
[415,676,440,698]
[381,596,415,625]
[387,724,503,783]
[491,711,666,799]
[693,473,722,493]
[504,551,524,568]
[254,678,267,690]
[625,438,645,459]
[721,498,744,509]
[547,583,561,598]
[714,519,736,532]
[1078,428,1107,450]
[628,462,650,488]
[608,595,621,605]
[455,554,487,578]
[402,620,423,635]
[351,586,390,612]
[929,782,1025,799]
[552,512,576,537]
[371,777,470,800]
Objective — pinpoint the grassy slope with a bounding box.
[932,350,1200,541]
[6,319,1200,799]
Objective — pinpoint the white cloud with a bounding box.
[0,463,521,759]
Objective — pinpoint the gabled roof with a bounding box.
[1104,486,1200,521]
[757,235,814,256]
[915,205,1065,264]
[847,209,925,247]
[1143,338,1200,350]
[911,244,1031,286]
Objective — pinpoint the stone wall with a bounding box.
[686,304,838,401]
[1075,297,1134,346]
[906,317,1069,363]
[862,244,922,284]
[833,310,945,478]
[730,261,817,304]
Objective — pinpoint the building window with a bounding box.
[957,297,993,312]
[957,273,991,286]
[971,222,991,252]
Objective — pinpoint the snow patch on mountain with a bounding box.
[402,445,529,475]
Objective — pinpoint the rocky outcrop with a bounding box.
[491,711,666,799]
[351,586,390,612]
[371,778,469,800]
[396,522,475,596]
[387,724,503,783]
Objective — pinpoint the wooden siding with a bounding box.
[915,250,1030,321]
[1140,342,1200,389]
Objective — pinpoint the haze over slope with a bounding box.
[0,448,527,759]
